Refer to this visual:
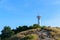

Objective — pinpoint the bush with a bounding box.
[21,34,39,40]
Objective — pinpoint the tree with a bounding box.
[14,25,28,34]
[22,25,28,30]
[1,26,14,40]
[15,26,22,34]
[41,26,47,29]
[0,34,1,40]
[29,26,33,29]
[32,24,41,29]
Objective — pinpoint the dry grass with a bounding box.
[10,27,60,40]
[22,34,39,40]
[10,28,41,40]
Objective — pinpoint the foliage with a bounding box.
[12,25,29,34]
[41,26,47,29]
[1,24,60,40]
[32,24,41,29]
[12,24,41,34]
[1,26,14,40]
[21,34,39,40]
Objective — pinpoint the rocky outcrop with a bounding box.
[9,28,59,40]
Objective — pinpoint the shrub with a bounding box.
[21,34,39,40]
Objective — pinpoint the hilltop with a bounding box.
[10,27,60,40]
[0,24,60,40]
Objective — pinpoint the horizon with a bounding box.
[0,0,60,33]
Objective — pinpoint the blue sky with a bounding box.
[0,0,60,33]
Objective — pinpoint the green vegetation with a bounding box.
[21,34,39,40]
[0,24,41,40]
[1,26,14,40]
[0,24,60,40]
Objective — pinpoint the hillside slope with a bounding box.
[9,27,60,40]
